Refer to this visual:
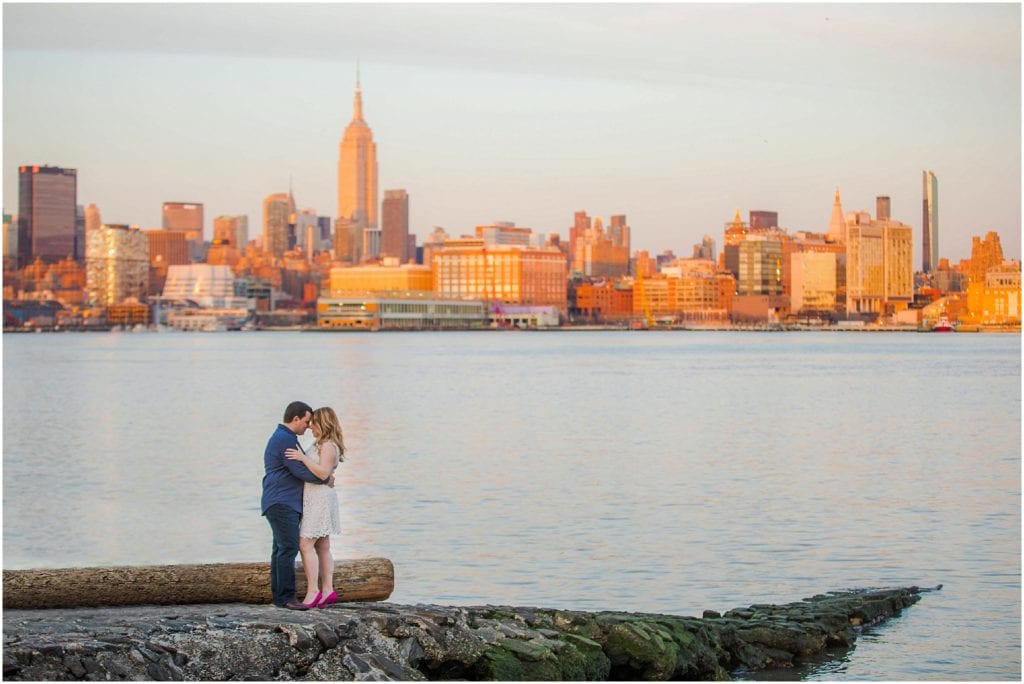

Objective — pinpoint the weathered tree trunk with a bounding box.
[2,558,393,609]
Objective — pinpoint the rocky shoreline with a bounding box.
[3,586,934,681]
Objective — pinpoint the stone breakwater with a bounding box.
[3,586,934,681]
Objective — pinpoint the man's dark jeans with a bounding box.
[264,503,301,606]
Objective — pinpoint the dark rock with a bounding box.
[1,587,930,681]
[62,655,87,677]
[314,622,340,649]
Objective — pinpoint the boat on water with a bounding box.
[932,316,955,332]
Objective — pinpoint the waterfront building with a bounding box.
[18,165,77,267]
[381,189,409,262]
[964,261,1021,325]
[161,263,251,309]
[263,192,296,259]
[845,211,914,315]
[922,171,939,273]
[433,237,567,311]
[162,202,204,243]
[328,259,432,295]
[85,224,149,306]
[632,272,735,323]
[574,281,634,322]
[338,68,379,246]
[737,235,783,296]
[791,251,838,313]
[317,292,486,330]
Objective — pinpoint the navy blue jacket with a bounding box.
[260,424,327,515]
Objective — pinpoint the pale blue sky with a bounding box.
[3,3,1020,262]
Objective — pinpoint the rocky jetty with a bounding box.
[3,586,934,681]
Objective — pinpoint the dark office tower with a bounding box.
[75,205,86,261]
[162,202,204,244]
[876,196,891,222]
[17,165,77,267]
[381,189,409,261]
[318,216,333,242]
[922,171,938,273]
[749,210,778,230]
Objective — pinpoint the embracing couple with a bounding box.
[260,400,345,611]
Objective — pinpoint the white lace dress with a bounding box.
[300,442,341,538]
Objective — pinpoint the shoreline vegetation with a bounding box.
[3,586,934,681]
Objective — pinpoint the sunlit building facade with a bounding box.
[338,71,379,238]
[633,273,735,322]
[845,211,914,315]
[737,235,783,296]
[328,260,432,295]
[86,224,149,306]
[162,202,204,243]
[966,262,1021,325]
[317,293,486,330]
[18,165,78,267]
[791,251,837,313]
[433,239,567,311]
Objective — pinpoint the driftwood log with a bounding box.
[2,558,394,609]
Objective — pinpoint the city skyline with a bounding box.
[3,3,1020,263]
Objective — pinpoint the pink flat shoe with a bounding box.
[302,592,322,609]
[317,591,337,608]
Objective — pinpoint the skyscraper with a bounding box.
[86,224,149,306]
[337,68,379,236]
[18,165,78,267]
[381,189,409,262]
[162,202,204,243]
[922,170,938,273]
[263,193,295,259]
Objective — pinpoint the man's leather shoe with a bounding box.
[280,600,309,610]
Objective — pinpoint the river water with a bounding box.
[2,330,1020,679]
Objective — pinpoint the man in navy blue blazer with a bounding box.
[261,400,334,610]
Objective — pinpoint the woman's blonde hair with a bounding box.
[311,406,345,462]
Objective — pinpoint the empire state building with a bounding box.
[337,71,379,233]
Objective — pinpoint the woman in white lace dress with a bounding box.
[285,406,344,608]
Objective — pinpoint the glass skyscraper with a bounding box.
[922,170,939,273]
[17,165,77,267]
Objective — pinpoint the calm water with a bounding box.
[3,330,1020,679]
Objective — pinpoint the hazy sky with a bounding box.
[3,3,1020,262]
